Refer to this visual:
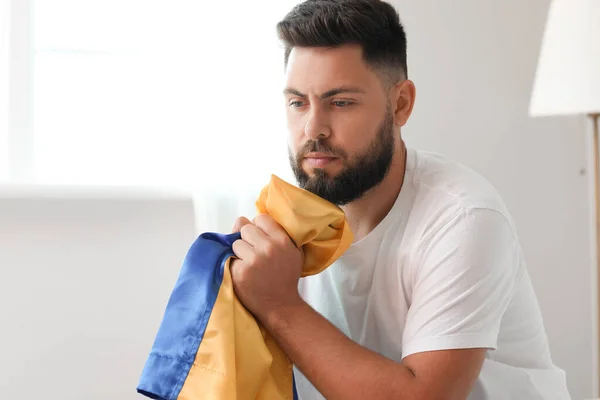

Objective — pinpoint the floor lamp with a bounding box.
[528,0,600,390]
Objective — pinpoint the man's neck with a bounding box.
[341,140,407,242]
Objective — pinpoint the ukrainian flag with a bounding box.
[137,175,353,399]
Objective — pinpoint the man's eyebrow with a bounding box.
[283,86,366,99]
[283,88,306,98]
[319,87,365,99]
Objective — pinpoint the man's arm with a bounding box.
[263,297,486,400]
[229,213,497,399]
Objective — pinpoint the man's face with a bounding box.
[284,45,397,206]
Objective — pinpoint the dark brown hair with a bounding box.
[276,0,408,84]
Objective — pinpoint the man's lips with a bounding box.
[303,153,339,167]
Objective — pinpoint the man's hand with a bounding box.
[230,215,304,323]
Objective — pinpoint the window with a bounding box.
[6,0,298,190]
[0,0,8,180]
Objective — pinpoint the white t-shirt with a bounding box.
[294,148,571,400]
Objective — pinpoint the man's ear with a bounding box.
[391,79,416,127]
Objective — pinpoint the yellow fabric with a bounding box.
[178,175,353,399]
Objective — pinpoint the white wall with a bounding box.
[394,0,594,398]
[0,186,197,400]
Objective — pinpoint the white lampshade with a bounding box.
[529,0,600,117]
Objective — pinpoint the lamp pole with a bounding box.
[590,112,600,389]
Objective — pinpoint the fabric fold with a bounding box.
[137,175,353,399]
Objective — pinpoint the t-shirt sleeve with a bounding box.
[402,207,521,359]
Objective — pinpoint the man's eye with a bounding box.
[289,101,305,108]
[333,101,353,108]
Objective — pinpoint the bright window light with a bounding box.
[31,0,298,190]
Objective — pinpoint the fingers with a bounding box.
[240,222,269,248]
[232,214,292,250]
[232,237,254,261]
[232,216,252,233]
[254,214,293,246]
[233,217,268,259]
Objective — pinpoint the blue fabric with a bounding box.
[292,371,299,400]
[137,232,241,400]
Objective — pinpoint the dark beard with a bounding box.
[288,107,395,206]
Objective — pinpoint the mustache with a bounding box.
[297,140,347,159]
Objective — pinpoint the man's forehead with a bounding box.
[284,45,376,91]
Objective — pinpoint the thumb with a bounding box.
[231,216,252,233]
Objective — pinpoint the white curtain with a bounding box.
[26,0,301,233]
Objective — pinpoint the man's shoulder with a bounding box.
[404,148,516,237]
[409,148,509,214]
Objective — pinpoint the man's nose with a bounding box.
[304,107,331,140]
